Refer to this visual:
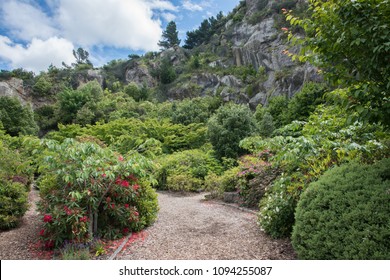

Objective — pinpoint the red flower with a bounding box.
[134,211,139,216]
[124,204,129,208]
[39,229,45,236]
[44,240,55,249]
[110,203,115,209]
[121,180,129,187]
[118,155,124,161]
[64,206,72,216]
[132,184,139,191]
[102,173,107,178]
[115,178,122,185]
[122,228,129,234]
[43,214,52,223]
[106,197,112,203]
[79,216,88,223]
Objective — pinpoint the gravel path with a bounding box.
[0,188,42,260]
[117,192,296,260]
[0,190,296,260]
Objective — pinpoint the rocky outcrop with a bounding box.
[125,61,156,88]
[0,78,30,106]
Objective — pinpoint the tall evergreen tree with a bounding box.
[158,21,181,49]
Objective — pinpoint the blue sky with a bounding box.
[0,0,240,73]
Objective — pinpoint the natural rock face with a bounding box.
[87,70,104,86]
[125,61,156,88]
[217,0,321,107]
[0,78,30,106]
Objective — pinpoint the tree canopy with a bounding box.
[285,0,390,126]
[158,21,181,49]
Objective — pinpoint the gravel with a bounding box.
[0,189,296,260]
[0,188,43,260]
[116,192,296,260]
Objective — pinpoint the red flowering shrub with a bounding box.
[37,139,159,248]
[237,152,280,208]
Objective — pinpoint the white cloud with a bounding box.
[182,0,203,11]
[56,0,176,50]
[0,35,75,72]
[146,0,178,11]
[1,0,58,41]
[161,12,177,22]
[0,0,180,71]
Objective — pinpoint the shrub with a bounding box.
[207,103,257,159]
[292,159,390,259]
[237,153,280,209]
[37,139,158,247]
[0,96,38,136]
[156,148,222,191]
[258,175,298,238]
[205,167,240,198]
[0,181,29,230]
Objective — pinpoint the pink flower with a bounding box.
[43,214,53,223]
[102,173,107,178]
[79,216,88,223]
[118,155,124,161]
[133,184,139,191]
[134,211,139,216]
[281,27,289,32]
[120,180,129,187]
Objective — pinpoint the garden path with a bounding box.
[116,192,296,260]
[0,188,43,259]
[0,190,296,260]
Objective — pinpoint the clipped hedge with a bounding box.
[292,159,390,259]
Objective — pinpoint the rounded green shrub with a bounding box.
[0,181,29,230]
[207,103,257,159]
[292,159,390,259]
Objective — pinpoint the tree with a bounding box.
[207,103,257,159]
[0,97,38,136]
[72,47,92,66]
[259,111,275,138]
[158,21,181,49]
[285,0,390,126]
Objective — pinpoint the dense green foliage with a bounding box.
[37,139,158,247]
[292,159,390,259]
[286,0,390,126]
[0,129,35,229]
[0,97,38,136]
[0,181,28,230]
[207,103,257,159]
[241,101,389,238]
[155,148,221,192]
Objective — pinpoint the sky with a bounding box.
[0,0,241,73]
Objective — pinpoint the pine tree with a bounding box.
[158,21,181,49]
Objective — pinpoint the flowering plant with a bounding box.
[37,139,159,248]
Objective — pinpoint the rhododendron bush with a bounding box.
[37,139,158,248]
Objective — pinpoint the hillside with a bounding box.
[0,0,318,112]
